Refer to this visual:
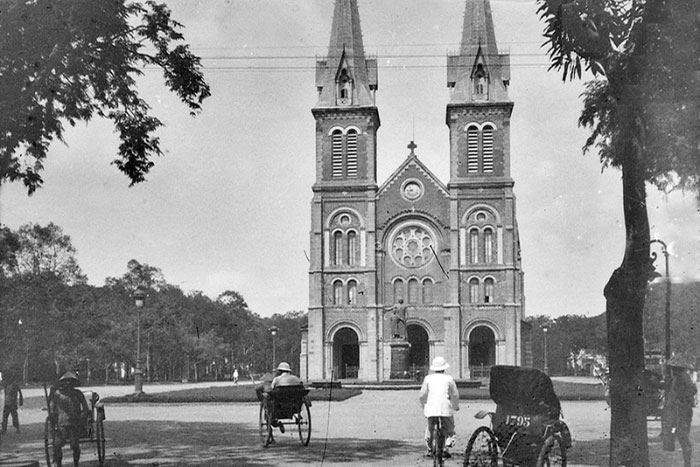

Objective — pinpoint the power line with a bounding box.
[199,52,550,60]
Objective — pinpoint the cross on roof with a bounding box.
[407,140,417,157]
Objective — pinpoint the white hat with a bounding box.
[276,362,292,373]
[430,356,449,372]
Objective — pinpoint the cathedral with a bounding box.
[300,0,529,382]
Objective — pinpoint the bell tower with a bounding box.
[306,0,381,381]
[445,0,524,375]
[312,0,379,188]
[447,0,512,182]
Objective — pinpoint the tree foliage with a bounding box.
[0,222,86,284]
[0,223,306,384]
[539,0,700,195]
[0,0,211,193]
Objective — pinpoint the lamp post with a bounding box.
[269,326,279,368]
[650,239,671,362]
[133,287,147,395]
[542,325,549,375]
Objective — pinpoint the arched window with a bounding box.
[469,278,479,303]
[422,278,434,304]
[482,125,494,173]
[346,129,358,178]
[347,280,357,305]
[347,230,357,266]
[408,278,419,304]
[483,228,494,264]
[484,278,494,303]
[333,280,343,305]
[469,228,479,264]
[338,68,352,104]
[331,130,343,178]
[393,279,404,304]
[467,126,479,174]
[333,231,343,266]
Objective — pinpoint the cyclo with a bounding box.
[44,376,106,467]
[258,385,312,448]
[464,365,571,467]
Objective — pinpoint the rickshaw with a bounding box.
[44,387,106,467]
[464,366,571,467]
[258,385,312,447]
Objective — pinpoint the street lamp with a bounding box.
[542,325,549,375]
[133,287,147,395]
[269,326,279,368]
[650,239,671,362]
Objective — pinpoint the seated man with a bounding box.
[268,362,304,434]
[48,371,90,467]
[271,362,302,389]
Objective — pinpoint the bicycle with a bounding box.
[428,416,450,467]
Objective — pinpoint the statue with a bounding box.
[384,299,408,339]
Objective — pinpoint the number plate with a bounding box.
[505,414,531,427]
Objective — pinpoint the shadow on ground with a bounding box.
[1,420,418,467]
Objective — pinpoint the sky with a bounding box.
[1,0,699,319]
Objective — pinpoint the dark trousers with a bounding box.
[2,405,20,432]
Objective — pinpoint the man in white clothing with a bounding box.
[419,356,459,457]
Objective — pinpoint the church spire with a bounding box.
[447,0,510,104]
[315,0,378,108]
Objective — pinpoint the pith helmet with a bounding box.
[430,356,450,372]
[276,362,292,373]
[58,371,80,384]
[668,353,695,370]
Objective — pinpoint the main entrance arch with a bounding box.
[333,327,359,379]
[469,326,496,377]
[407,324,430,378]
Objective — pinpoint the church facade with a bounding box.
[300,0,528,382]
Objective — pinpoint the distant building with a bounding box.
[300,0,527,381]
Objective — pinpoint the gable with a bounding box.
[376,156,450,232]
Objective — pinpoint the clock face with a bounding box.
[403,182,422,200]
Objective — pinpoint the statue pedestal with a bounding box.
[389,339,411,379]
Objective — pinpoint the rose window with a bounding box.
[391,227,434,267]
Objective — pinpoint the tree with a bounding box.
[537,1,700,465]
[2,222,86,285]
[0,0,211,194]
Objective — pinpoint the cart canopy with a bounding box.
[489,365,561,419]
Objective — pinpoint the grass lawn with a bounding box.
[458,379,606,401]
[101,384,362,404]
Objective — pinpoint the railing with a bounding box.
[344,365,359,379]
[470,364,491,379]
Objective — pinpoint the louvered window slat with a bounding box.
[482,126,494,173]
[346,131,358,177]
[467,128,479,174]
[332,132,343,177]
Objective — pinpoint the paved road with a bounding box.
[0,383,694,466]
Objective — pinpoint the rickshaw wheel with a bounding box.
[464,426,498,467]
[296,400,311,446]
[96,413,106,466]
[536,434,566,467]
[44,417,57,467]
[259,403,273,447]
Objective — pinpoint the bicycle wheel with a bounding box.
[536,435,566,467]
[259,403,272,447]
[296,400,311,446]
[432,420,444,467]
[96,412,106,466]
[464,426,498,467]
[44,417,57,467]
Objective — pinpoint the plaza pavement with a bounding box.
[1,379,694,466]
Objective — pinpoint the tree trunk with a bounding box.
[606,133,651,466]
